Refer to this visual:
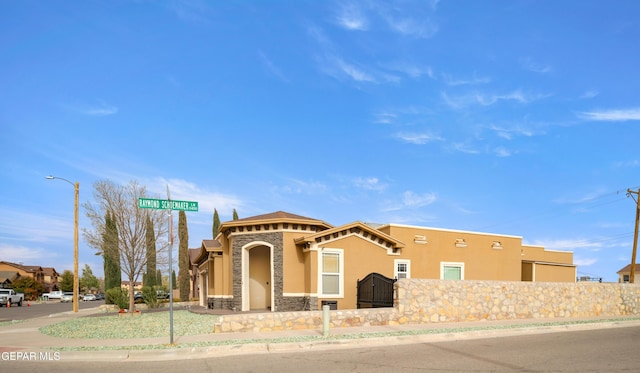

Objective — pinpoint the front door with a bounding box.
[249,246,271,310]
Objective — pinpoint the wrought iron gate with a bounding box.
[357,272,396,308]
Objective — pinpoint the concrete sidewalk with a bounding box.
[2,305,640,362]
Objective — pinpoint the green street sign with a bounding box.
[138,197,198,212]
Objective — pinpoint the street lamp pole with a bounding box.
[46,175,79,313]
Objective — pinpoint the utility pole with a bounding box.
[628,188,640,283]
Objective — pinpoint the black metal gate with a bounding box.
[357,272,396,308]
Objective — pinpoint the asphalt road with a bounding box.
[2,325,639,372]
[0,300,103,321]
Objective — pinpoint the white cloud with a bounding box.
[488,124,535,140]
[579,108,640,122]
[0,211,73,243]
[335,2,368,31]
[84,104,118,116]
[442,90,548,109]
[279,178,328,195]
[530,238,602,251]
[167,0,211,23]
[442,73,491,86]
[494,147,512,157]
[395,132,442,144]
[381,190,437,212]
[387,62,435,79]
[580,90,599,99]
[614,160,640,168]
[0,243,51,263]
[353,177,387,192]
[520,57,552,74]
[387,18,437,38]
[574,257,597,266]
[374,111,398,124]
[402,191,436,207]
[451,142,479,154]
[65,100,118,116]
[335,58,376,82]
[258,50,290,83]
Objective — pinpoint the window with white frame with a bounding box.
[394,259,411,279]
[320,249,343,297]
[440,262,465,280]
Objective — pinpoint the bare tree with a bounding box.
[83,179,168,311]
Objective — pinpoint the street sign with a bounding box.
[138,197,198,212]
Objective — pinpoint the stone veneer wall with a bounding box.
[231,232,284,311]
[212,279,640,333]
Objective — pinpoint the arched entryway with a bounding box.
[242,242,273,311]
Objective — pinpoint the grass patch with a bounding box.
[39,311,218,339]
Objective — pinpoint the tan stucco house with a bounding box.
[192,211,575,312]
[0,261,46,285]
[617,264,640,283]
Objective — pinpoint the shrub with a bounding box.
[105,287,128,310]
[141,286,161,309]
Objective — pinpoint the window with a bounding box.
[320,249,343,297]
[441,262,465,280]
[624,275,630,283]
[394,259,411,279]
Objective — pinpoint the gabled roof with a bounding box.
[0,261,41,273]
[220,210,333,232]
[193,239,223,265]
[294,221,405,252]
[0,271,20,283]
[42,267,59,277]
[617,264,640,274]
[188,248,201,266]
[233,211,319,222]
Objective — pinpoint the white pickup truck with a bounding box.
[0,289,24,307]
[42,290,63,300]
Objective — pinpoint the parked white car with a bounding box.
[0,289,24,307]
[42,290,63,300]
[60,292,74,303]
[83,294,96,301]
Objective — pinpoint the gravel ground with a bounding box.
[36,312,640,351]
[39,310,217,339]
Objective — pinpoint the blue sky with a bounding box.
[1,1,639,282]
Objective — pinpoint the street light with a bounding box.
[46,175,79,313]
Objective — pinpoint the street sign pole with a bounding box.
[137,193,198,345]
[167,186,174,345]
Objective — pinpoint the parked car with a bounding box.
[42,290,63,300]
[60,292,74,303]
[83,294,96,301]
[0,289,24,307]
[156,290,170,299]
[134,291,144,303]
[95,293,105,300]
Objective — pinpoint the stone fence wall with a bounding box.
[212,279,640,333]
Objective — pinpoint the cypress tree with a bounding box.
[103,211,121,292]
[232,208,239,220]
[178,210,190,301]
[144,215,157,287]
[171,270,177,290]
[212,208,220,238]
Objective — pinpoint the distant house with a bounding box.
[0,261,45,285]
[42,267,60,292]
[192,211,576,312]
[121,281,142,291]
[616,264,640,283]
[0,271,20,288]
[189,248,200,299]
